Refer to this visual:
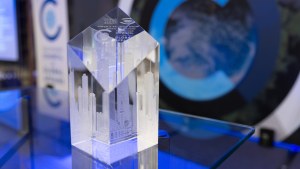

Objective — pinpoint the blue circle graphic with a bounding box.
[150,0,256,101]
[43,88,62,108]
[40,0,61,41]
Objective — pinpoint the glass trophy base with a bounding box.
[73,138,138,164]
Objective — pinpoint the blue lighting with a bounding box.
[250,137,300,152]
[212,0,229,7]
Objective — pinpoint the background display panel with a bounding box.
[0,0,19,62]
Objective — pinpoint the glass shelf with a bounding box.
[0,89,29,167]
[0,88,254,169]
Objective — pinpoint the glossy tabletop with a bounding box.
[0,88,254,169]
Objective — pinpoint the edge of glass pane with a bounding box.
[159,108,255,131]
[159,108,255,168]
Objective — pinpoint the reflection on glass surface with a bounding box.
[72,145,158,169]
[73,137,138,164]
[0,90,22,129]
[23,90,71,168]
[0,88,254,169]
[0,89,28,163]
[29,134,71,169]
[159,110,254,168]
[1,140,31,169]
[37,88,69,121]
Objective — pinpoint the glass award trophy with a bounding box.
[67,7,159,164]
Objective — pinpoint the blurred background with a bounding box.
[1,0,300,168]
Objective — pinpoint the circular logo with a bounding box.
[40,0,62,41]
[150,0,257,101]
[43,88,62,108]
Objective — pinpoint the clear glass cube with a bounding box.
[68,7,159,163]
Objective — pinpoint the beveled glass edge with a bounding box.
[159,108,255,168]
[211,128,254,168]
[159,108,255,132]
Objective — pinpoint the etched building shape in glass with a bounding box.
[68,7,159,163]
